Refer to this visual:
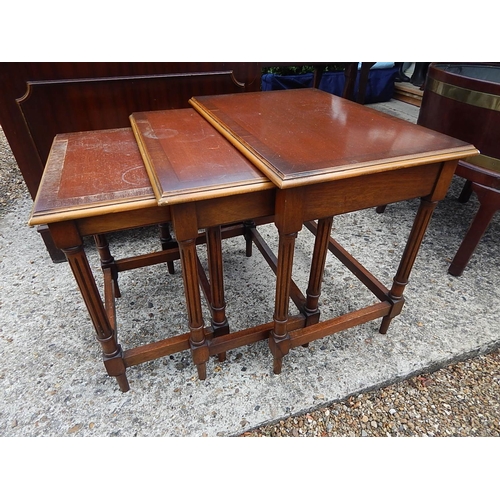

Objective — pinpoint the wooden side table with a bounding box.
[190,88,479,373]
[129,108,275,380]
[29,92,478,392]
[29,119,275,391]
[30,128,164,391]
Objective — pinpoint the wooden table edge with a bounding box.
[190,96,479,190]
[28,196,158,226]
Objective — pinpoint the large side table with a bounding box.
[190,88,479,373]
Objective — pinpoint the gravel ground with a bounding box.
[243,349,500,436]
[1,107,499,439]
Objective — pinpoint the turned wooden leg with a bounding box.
[380,197,437,334]
[94,234,121,298]
[243,220,255,257]
[206,225,229,362]
[172,204,209,379]
[205,226,229,334]
[178,238,209,379]
[458,180,473,204]
[449,183,500,276]
[270,231,296,373]
[50,221,129,392]
[159,223,176,275]
[269,188,304,374]
[304,216,334,325]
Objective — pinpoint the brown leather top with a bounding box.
[29,128,155,225]
[130,108,273,205]
[190,88,478,188]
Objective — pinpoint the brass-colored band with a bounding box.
[427,76,500,112]
[462,153,500,174]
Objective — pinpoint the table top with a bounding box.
[29,128,156,226]
[190,88,479,188]
[130,108,273,205]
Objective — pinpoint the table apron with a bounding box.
[76,205,172,237]
[302,163,442,221]
[195,189,276,228]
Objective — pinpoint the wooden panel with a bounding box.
[195,190,276,228]
[130,108,273,205]
[18,71,248,167]
[76,206,171,237]
[0,62,262,199]
[0,63,261,261]
[418,63,500,160]
[190,88,478,188]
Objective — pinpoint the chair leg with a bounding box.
[37,225,66,263]
[159,223,176,274]
[458,180,473,204]
[448,183,500,276]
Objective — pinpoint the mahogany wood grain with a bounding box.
[206,226,229,335]
[130,108,277,374]
[29,125,274,389]
[29,118,276,390]
[190,89,478,372]
[190,88,477,189]
[129,108,272,205]
[1,62,261,199]
[304,216,334,323]
[417,63,500,275]
[171,202,209,380]
[29,128,156,226]
[28,89,479,389]
[50,220,130,392]
[418,63,500,159]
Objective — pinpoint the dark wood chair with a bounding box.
[0,62,261,262]
[378,63,500,276]
[446,158,500,276]
[417,63,500,276]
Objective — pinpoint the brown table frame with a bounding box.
[32,86,479,392]
[265,160,458,373]
[43,156,458,391]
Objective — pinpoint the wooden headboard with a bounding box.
[0,62,261,199]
